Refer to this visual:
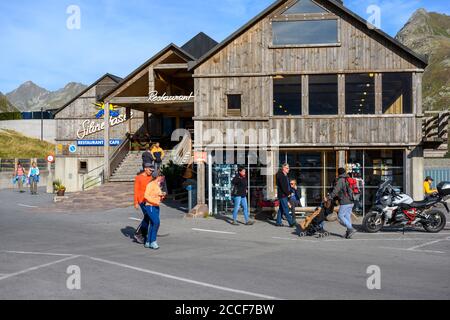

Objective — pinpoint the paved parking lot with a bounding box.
[1,187,449,300]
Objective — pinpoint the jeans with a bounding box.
[144,206,160,244]
[232,196,249,223]
[338,204,354,231]
[137,203,150,236]
[29,176,38,194]
[277,197,294,226]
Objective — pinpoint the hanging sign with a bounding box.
[148,91,195,103]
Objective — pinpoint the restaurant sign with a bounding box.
[148,91,194,103]
[77,139,122,147]
[77,103,133,140]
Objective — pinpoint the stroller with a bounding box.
[296,199,335,238]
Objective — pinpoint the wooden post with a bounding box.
[104,102,110,181]
[302,75,309,116]
[375,73,383,114]
[144,111,149,135]
[338,74,345,115]
[149,66,155,95]
[197,160,206,205]
[404,148,411,195]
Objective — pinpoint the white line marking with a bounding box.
[17,204,38,208]
[379,247,445,254]
[407,239,447,251]
[129,217,142,222]
[2,250,74,257]
[0,255,80,281]
[88,256,281,300]
[192,228,236,235]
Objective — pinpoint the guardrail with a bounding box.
[0,158,54,173]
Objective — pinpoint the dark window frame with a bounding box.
[79,160,88,174]
[309,74,339,115]
[226,94,242,116]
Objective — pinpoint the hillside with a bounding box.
[0,92,18,113]
[396,9,450,111]
[0,129,55,158]
[6,81,87,112]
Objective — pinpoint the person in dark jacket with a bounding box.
[276,164,296,227]
[231,167,254,226]
[142,146,154,172]
[327,168,356,239]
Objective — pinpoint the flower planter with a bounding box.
[57,190,66,197]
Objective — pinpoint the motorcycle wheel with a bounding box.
[363,211,384,233]
[422,209,447,233]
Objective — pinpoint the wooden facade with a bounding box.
[192,0,428,203]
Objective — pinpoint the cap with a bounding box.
[426,176,434,181]
[144,163,155,170]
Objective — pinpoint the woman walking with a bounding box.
[151,143,165,172]
[143,174,166,250]
[231,167,254,226]
[14,161,26,193]
[28,162,40,195]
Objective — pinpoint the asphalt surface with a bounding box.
[1,187,449,300]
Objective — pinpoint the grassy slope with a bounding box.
[0,129,55,158]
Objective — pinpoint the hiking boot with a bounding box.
[231,220,239,226]
[346,229,357,239]
[245,221,255,226]
[133,234,145,244]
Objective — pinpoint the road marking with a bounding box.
[17,204,38,208]
[129,217,142,222]
[407,239,448,251]
[2,250,74,257]
[192,228,236,235]
[379,247,445,254]
[88,256,281,300]
[0,255,80,281]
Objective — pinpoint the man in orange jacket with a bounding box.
[133,163,155,244]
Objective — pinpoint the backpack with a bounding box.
[347,177,360,195]
[339,177,355,202]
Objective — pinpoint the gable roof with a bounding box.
[53,73,122,116]
[190,0,428,71]
[181,32,219,59]
[100,43,197,101]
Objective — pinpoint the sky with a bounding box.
[0,0,449,93]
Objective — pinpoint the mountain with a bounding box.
[0,92,18,113]
[396,9,450,111]
[6,81,87,112]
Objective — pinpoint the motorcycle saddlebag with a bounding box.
[437,181,450,196]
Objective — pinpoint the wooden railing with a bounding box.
[109,137,131,176]
[423,111,449,142]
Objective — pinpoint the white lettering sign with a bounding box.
[148,91,194,103]
[77,112,133,140]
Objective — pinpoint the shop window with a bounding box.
[283,0,328,14]
[227,94,242,116]
[309,75,338,115]
[79,160,88,174]
[273,76,302,116]
[382,73,412,114]
[345,73,376,114]
[272,20,338,46]
[279,151,337,207]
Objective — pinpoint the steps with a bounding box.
[110,152,143,182]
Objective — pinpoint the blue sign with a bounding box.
[69,145,77,153]
[77,140,122,147]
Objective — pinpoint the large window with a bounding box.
[382,73,412,114]
[279,151,337,207]
[284,0,328,14]
[309,75,338,115]
[272,20,338,46]
[346,73,376,114]
[273,76,302,116]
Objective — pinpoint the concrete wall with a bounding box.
[0,120,56,143]
[55,157,104,192]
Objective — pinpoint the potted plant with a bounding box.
[53,180,66,196]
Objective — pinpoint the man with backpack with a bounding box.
[327,168,357,239]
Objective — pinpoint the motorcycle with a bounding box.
[363,180,450,233]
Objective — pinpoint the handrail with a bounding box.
[109,137,131,177]
[81,164,104,191]
[170,133,193,165]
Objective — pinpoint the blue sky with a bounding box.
[0,0,448,93]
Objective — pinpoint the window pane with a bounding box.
[227,94,241,110]
[382,73,412,114]
[309,75,338,115]
[273,76,302,116]
[284,0,327,14]
[346,73,375,114]
[272,20,338,45]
